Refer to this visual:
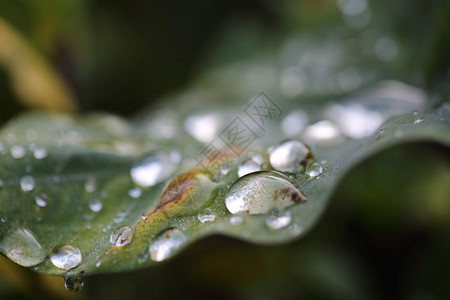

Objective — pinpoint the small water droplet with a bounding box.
[229,215,244,225]
[265,209,292,231]
[88,197,102,212]
[50,245,82,270]
[413,118,423,124]
[64,277,84,292]
[35,193,48,207]
[110,226,134,247]
[269,140,312,173]
[305,162,323,178]
[130,152,178,187]
[128,187,142,198]
[20,175,36,192]
[149,228,187,262]
[10,145,26,159]
[225,171,306,215]
[197,208,216,223]
[95,261,101,267]
[0,228,46,267]
[33,148,48,159]
[1,216,6,223]
[84,177,96,193]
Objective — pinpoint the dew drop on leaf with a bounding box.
[130,152,178,187]
[149,228,187,262]
[10,145,26,159]
[64,276,84,292]
[305,162,323,178]
[110,226,134,247]
[88,197,102,212]
[0,228,46,267]
[50,245,82,270]
[197,208,216,223]
[265,209,292,231]
[128,187,142,199]
[269,140,313,173]
[35,193,48,207]
[225,171,306,215]
[19,175,35,192]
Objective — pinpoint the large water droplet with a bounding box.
[0,228,46,267]
[20,175,36,192]
[130,152,178,187]
[64,277,84,292]
[269,140,312,173]
[225,171,306,215]
[265,209,292,231]
[305,162,323,178]
[110,226,134,247]
[149,228,187,262]
[155,171,218,218]
[35,193,48,207]
[50,245,82,270]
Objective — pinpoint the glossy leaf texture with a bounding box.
[0,98,449,277]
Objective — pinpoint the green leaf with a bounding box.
[0,100,448,277]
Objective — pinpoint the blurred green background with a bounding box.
[0,0,449,299]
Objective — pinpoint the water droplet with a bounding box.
[197,208,216,223]
[237,159,261,177]
[305,162,323,178]
[0,228,46,267]
[88,197,102,212]
[149,228,187,262]
[155,171,218,218]
[184,113,222,143]
[1,216,6,223]
[303,120,343,144]
[281,110,309,137]
[50,245,82,270]
[325,104,383,139]
[130,152,178,187]
[84,177,96,193]
[413,118,423,124]
[64,277,84,292]
[20,175,35,192]
[225,171,306,215]
[33,148,48,159]
[95,260,101,267]
[110,226,134,247]
[35,193,48,207]
[229,215,244,225]
[128,187,142,198]
[269,140,312,173]
[265,209,292,231]
[10,145,26,159]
